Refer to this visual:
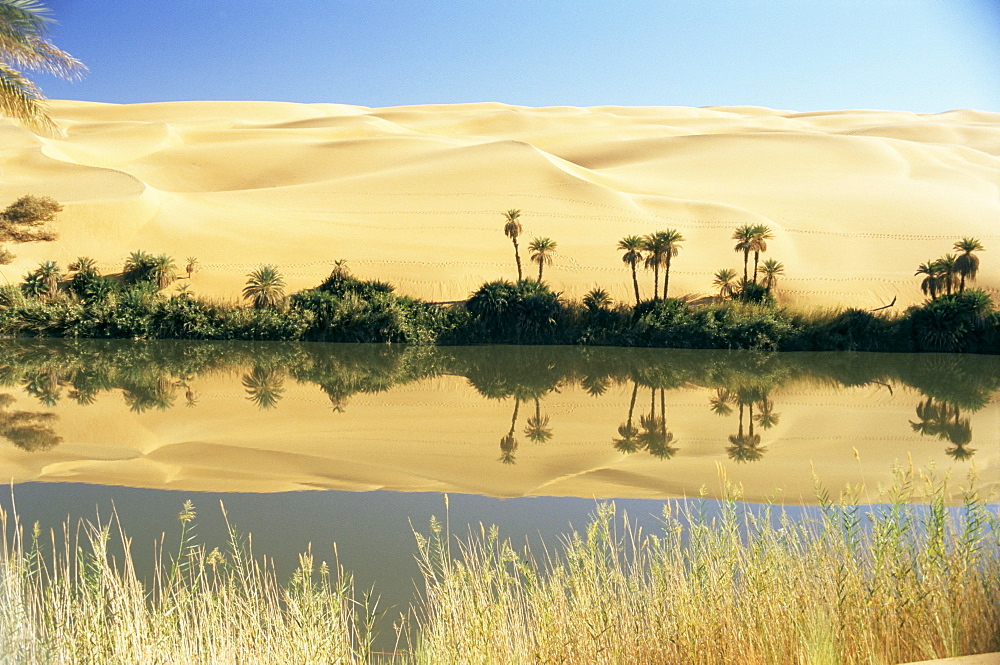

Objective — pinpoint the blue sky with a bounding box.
[37,0,1000,112]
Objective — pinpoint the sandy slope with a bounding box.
[0,100,998,307]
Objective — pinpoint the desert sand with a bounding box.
[1,371,995,503]
[0,100,998,307]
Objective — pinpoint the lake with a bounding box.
[0,340,996,642]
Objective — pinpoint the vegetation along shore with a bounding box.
[2,468,998,664]
[0,198,995,353]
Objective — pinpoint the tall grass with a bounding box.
[0,501,374,664]
[1,470,998,664]
[412,468,1000,665]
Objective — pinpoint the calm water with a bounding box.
[0,340,996,640]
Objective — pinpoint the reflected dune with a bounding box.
[0,340,995,502]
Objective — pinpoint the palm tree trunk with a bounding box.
[631,265,641,306]
[538,261,543,282]
[959,274,966,293]
[513,239,522,281]
[753,251,761,283]
[663,254,672,299]
[742,251,750,282]
[652,264,660,300]
[534,397,541,423]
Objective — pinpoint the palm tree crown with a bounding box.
[243,264,286,309]
[502,209,523,281]
[0,0,85,131]
[528,236,557,282]
[642,229,684,300]
[618,235,644,306]
[759,259,785,290]
[953,237,984,293]
[915,260,944,301]
[732,224,756,282]
[749,224,774,283]
[652,229,684,299]
[148,254,177,290]
[936,254,958,297]
[713,268,738,300]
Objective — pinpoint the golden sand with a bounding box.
[1,101,998,307]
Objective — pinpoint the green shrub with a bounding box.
[905,290,997,353]
[464,280,568,344]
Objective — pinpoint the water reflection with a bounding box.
[0,340,997,499]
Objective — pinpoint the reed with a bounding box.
[0,501,373,664]
[412,468,1000,665]
[1,469,998,664]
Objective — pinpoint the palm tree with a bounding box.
[712,268,738,301]
[37,259,60,296]
[656,229,684,299]
[243,264,286,309]
[528,236,557,282]
[617,235,644,306]
[503,209,523,281]
[0,0,85,131]
[185,256,199,279]
[749,224,774,283]
[642,233,667,300]
[953,238,984,293]
[915,260,944,301]
[23,259,60,299]
[937,254,958,296]
[759,259,785,291]
[67,256,97,275]
[123,250,153,285]
[732,224,756,283]
[148,254,177,290]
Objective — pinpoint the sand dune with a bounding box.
[0,100,998,306]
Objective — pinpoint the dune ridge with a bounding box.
[0,100,998,307]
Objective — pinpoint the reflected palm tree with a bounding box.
[726,400,765,463]
[23,371,62,407]
[67,387,99,406]
[911,397,977,461]
[709,387,734,417]
[613,382,641,454]
[523,396,553,444]
[498,397,521,465]
[122,377,177,413]
[242,366,286,410]
[581,374,609,397]
[754,398,781,430]
[638,387,678,460]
